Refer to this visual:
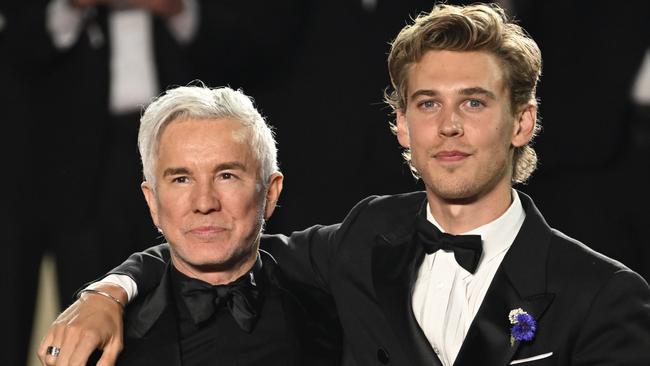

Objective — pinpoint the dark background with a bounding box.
[1,1,649,365]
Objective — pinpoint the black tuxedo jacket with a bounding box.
[115,191,650,366]
[110,250,339,366]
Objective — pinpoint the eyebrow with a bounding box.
[162,161,247,178]
[410,89,438,100]
[458,87,497,100]
[409,87,497,101]
[162,167,190,178]
[214,161,247,172]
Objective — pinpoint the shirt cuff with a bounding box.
[86,274,139,303]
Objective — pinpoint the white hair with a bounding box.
[138,85,279,189]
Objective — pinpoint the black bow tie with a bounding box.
[178,264,261,333]
[415,207,483,274]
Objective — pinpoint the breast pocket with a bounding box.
[510,351,555,365]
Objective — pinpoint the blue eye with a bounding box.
[467,99,484,108]
[417,100,437,110]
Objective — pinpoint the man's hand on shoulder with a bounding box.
[37,284,127,366]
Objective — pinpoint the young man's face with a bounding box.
[142,118,282,279]
[396,50,534,204]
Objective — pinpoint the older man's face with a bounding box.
[141,118,282,280]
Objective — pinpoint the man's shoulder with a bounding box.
[344,191,426,223]
[546,227,647,289]
[361,190,426,208]
[518,191,646,290]
[519,190,638,280]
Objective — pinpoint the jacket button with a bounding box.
[377,348,390,364]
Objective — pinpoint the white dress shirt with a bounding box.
[411,189,526,366]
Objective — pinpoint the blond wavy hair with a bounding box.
[385,3,542,183]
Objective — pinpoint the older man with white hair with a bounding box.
[39,85,338,366]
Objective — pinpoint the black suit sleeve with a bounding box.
[572,269,650,365]
[109,243,171,296]
[263,195,379,292]
[263,225,340,293]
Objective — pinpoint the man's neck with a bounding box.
[426,182,514,235]
[171,250,258,286]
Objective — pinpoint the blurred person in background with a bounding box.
[510,0,650,280]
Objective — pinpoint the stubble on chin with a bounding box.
[425,158,510,206]
[416,157,476,203]
[427,175,481,204]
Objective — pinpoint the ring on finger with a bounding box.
[46,346,61,357]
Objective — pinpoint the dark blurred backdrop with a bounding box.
[1,1,648,365]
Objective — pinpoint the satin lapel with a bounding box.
[121,263,182,366]
[120,307,182,365]
[372,223,442,366]
[125,262,174,338]
[454,191,555,366]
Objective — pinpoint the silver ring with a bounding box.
[46,346,61,357]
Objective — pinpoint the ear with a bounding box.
[511,104,537,148]
[263,172,284,219]
[141,181,160,228]
[396,110,411,148]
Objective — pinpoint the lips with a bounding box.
[433,150,470,161]
[187,225,228,236]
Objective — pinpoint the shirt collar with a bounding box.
[427,189,526,265]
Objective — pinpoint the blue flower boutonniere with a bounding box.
[509,308,537,346]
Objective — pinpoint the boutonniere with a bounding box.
[508,308,537,346]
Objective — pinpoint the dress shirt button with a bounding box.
[433,346,440,355]
[377,347,390,364]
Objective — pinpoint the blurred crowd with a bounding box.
[1,1,648,365]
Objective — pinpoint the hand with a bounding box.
[130,0,184,17]
[68,0,183,17]
[68,0,108,8]
[37,284,127,366]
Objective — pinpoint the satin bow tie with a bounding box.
[415,214,483,274]
[179,272,261,333]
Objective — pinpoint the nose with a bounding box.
[191,180,221,214]
[439,108,464,138]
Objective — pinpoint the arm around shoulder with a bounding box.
[262,195,380,292]
[109,243,171,295]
